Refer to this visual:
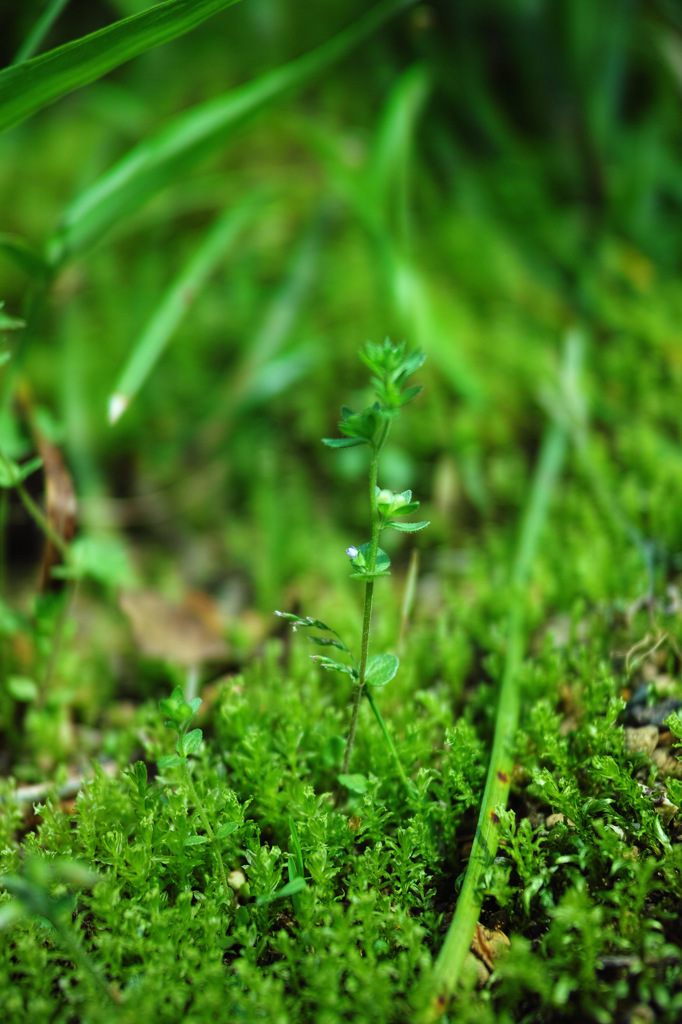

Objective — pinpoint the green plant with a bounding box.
[157,686,238,908]
[0,856,112,1001]
[277,339,428,785]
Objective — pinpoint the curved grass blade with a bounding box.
[47,0,416,265]
[418,420,568,1022]
[107,197,257,424]
[215,206,327,413]
[0,234,51,281]
[369,62,430,241]
[0,0,243,137]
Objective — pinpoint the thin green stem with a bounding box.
[40,584,75,703]
[343,582,374,773]
[0,449,70,562]
[182,762,233,908]
[343,418,391,773]
[365,687,412,794]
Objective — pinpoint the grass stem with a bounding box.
[418,420,567,1021]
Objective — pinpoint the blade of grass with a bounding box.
[0,0,243,136]
[223,207,325,407]
[417,418,568,1021]
[47,0,416,266]
[12,0,71,65]
[0,234,51,281]
[369,62,430,246]
[544,329,645,557]
[306,93,486,405]
[108,196,258,424]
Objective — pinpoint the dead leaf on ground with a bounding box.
[119,588,228,666]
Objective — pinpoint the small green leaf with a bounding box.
[0,300,27,329]
[398,384,423,405]
[0,902,25,929]
[365,653,399,688]
[667,778,682,805]
[389,501,420,516]
[255,876,307,906]
[322,436,366,448]
[0,455,42,488]
[385,520,430,532]
[216,821,240,839]
[288,816,305,879]
[274,611,336,632]
[338,773,368,794]
[7,677,38,702]
[159,687,195,726]
[179,728,203,757]
[310,656,358,679]
[50,535,134,586]
[306,635,349,653]
[157,754,186,769]
[349,542,391,574]
[184,835,209,847]
[338,406,380,442]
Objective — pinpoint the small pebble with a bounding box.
[651,749,682,779]
[546,813,575,828]
[654,797,678,826]
[624,726,659,756]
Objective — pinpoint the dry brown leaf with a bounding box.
[36,434,77,590]
[119,588,228,666]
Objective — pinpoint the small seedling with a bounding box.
[276,339,428,784]
[158,686,237,907]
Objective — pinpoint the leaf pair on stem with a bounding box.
[277,339,428,786]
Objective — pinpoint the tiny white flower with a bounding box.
[346,546,358,558]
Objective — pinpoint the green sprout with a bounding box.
[157,686,238,907]
[276,339,428,785]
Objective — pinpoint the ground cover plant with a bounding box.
[2,1,682,1022]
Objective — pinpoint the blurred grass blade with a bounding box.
[369,63,430,240]
[47,0,416,266]
[199,209,325,447]
[0,0,243,136]
[419,418,568,1021]
[227,210,324,405]
[0,234,51,280]
[108,198,257,424]
[13,0,71,65]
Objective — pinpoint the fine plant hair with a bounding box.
[276,339,428,783]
